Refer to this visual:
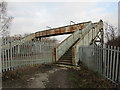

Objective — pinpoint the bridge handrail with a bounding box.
[55,22,93,62]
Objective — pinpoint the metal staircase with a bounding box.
[56,38,82,65]
[54,20,103,65]
[57,48,72,65]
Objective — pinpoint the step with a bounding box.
[59,58,72,60]
[58,60,72,62]
[58,59,72,61]
[56,61,72,65]
[63,55,72,57]
[55,64,74,67]
[65,51,72,54]
[66,51,72,53]
[60,55,72,57]
[65,50,72,52]
[60,56,72,59]
[64,54,72,56]
[63,53,72,55]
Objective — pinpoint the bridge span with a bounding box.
[1,20,103,69]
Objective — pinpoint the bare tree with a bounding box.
[104,22,117,42]
[0,1,13,45]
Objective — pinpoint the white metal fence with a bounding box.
[1,40,56,72]
[79,45,120,86]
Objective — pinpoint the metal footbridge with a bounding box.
[2,20,103,66]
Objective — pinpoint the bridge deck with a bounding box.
[35,21,91,38]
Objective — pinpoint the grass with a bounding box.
[68,63,116,88]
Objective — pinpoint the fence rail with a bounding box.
[79,45,120,86]
[1,40,56,72]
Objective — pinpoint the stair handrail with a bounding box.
[54,22,93,62]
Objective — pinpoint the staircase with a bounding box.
[56,39,81,65]
[57,48,72,65]
[55,20,103,66]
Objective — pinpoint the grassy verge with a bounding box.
[68,63,116,88]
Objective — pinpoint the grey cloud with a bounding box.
[7,2,118,41]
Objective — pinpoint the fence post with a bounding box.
[100,45,103,75]
[104,44,107,77]
[109,46,112,79]
[5,45,7,71]
[118,47,120,83]
[0,36,2,90]
[102,45,104,75]
[0,37,2,73]
[112,46,116,81]
[106,45,110,78]
[8,43,10,70]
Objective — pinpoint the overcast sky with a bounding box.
[6,0,119,41]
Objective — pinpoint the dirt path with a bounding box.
[45,67,70,88]
[27,66,72,88]
[2,64,116,88]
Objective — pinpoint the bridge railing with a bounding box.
[55,22,92,62]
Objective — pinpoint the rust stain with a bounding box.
[72,47,75,65]
[60,28,65,33]
[55,29,60,34]
[41,31,45,36]
[54,48,56,63]
[70,26,74,32]
[35,21,91,38]
[46,30,50,35]
[51,29,55,34]
[35,32,39,37]
[39,32,42,37]
[78,24,84,29]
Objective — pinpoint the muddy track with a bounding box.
[2,64,116,88]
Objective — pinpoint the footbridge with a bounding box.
[2,20,103,66]
[2,21,90,49]
[54,20,103,65]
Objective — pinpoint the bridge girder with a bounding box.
[90,28,104,46]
